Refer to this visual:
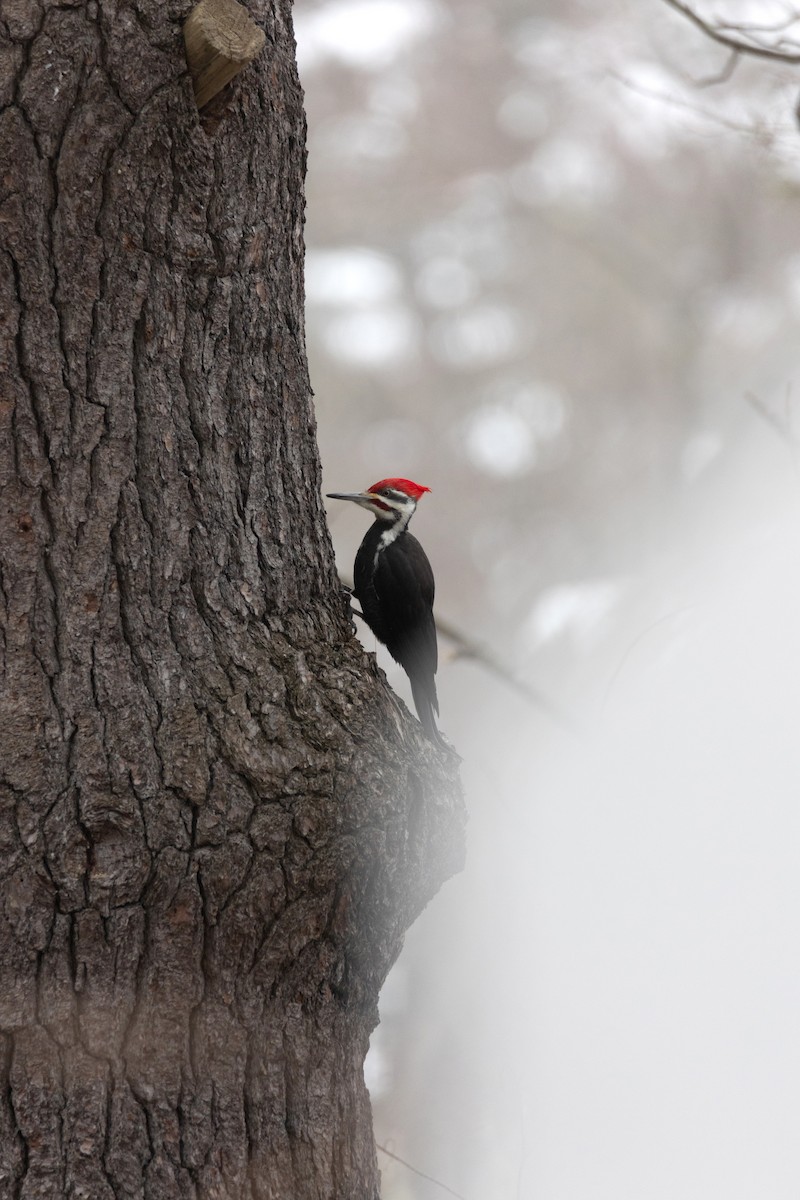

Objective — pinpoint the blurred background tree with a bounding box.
[297,0,800,1197]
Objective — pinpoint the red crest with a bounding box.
[368,478,431,501]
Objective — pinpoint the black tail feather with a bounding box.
[410,676,447,748]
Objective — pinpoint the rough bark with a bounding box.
[0,2,464,1196]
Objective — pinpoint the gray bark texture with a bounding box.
[0,0,465,1196]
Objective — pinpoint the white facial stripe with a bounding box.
[367,491,415,521]
[372,502,414,567]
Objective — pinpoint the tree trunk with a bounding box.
[0,2,464,1196]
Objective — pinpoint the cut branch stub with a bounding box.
[184,0,266,109]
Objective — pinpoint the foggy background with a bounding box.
[294,1,800,1196]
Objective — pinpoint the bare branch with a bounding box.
[715,12,800,36]
[434,614,581,735]
[662,0,800,62]
[340,577,579,734]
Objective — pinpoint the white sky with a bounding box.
[427,432,800,1199]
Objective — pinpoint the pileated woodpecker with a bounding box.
[327,477,445,747]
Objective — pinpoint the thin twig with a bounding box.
[377,1143,468,1200]
[611,70,772,138]
[745,388,798,447]
[693,47,740,87]
[603,608,695,706]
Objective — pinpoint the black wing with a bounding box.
[354,528,444,743]
[354,530,438,683]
